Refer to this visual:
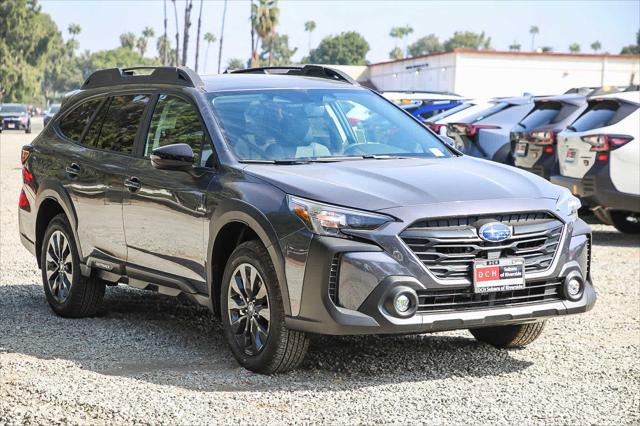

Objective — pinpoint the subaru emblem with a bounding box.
[478,222,512,242]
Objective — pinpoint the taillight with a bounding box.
[581,134,633,152]
[449,123,500,137]
[19,190,30,211]
[425,122,445,133]
[528,130,555,145]
[21,147,31,164]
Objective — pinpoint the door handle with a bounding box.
[124,176,141,191]
[65,163,80,177]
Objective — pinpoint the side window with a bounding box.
[144,94,212,167]
[85,94,149,154]
[58,99,102,141]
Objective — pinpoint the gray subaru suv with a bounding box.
[18,66,595,373]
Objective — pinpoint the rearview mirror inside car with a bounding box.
[150,143,194,171]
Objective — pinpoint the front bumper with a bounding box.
[285,216,595,336]
[551,162,640,212]
[1,118,28,130]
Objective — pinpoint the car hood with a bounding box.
[243,156,561,211]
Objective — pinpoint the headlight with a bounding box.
[288,195,393,237]
[556,188,581,222]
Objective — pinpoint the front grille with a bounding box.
[328,255,340,305]
[417,280,563,313]
[400,212,564,282]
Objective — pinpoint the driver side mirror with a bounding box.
[150,143,194,171]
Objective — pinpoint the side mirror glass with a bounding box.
[150,143,194,171]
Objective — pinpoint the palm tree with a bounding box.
[194,0,204,72]
[182,0,194,66]
[591,41,602,53]
[401,25,413,57]
[67,23,81,40]
[389,27,402,49]
[120,32,136,50]
[252,0,279,66]
[304,20,316,53]
[163,0,168,65]
[217,0,229,73]
[138,27,154,57]
[569,43,581,53]
[204,32,216,73]
[171,0,180,66]
[509,41,521,52]
[529,25,539,51]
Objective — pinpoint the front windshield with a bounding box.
[49,105,61,113]
[0,105,27,114]
[208,89,452,161]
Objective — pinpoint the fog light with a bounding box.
[394,294,410,313]
[567,278,581,296]
[563,273,584,301]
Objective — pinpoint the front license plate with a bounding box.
[515,142,528,156]
[565,149,576,163]
[473,258,525,293]
[7,123,15,129]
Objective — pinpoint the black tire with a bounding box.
[221,240,309,374]
[40,213,105,317]
[609,211,640,234]
[469,321,545,348]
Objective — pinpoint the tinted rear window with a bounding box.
[428,103,473,122]
[84,94,149,153]
[520,101,578,129]
[573,99,639,131]
[58,99,102,141]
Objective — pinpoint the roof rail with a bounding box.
[623,84,639,92]
[226,65,359,86]
[81,66,204,90]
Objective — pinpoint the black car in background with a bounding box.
[43,104,61,126]
[0,103,32,133]
[510,94,588,179]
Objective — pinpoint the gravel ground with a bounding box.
[1,120,639,425]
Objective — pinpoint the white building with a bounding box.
[338,50,640,98]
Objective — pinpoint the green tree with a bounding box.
[529,25,539,51]
[171,0,180,66]
[119,32,136,50]
[509,41,521,52]
[304,20,316,52]
[620,30,640,54]
[181,0,193,66]
[203,32,216,72]
[590,41,601,53]
[407,34,442,57]
[227,58,245,70]
[156,35,177,66]
[569,43,581,53]
[389,47,403,60]
[0,0,70,103]
[136,26,155,57]
[443,31,492,51]
[305,31,369,65]
[540,46,553,52]
[400,24,413,57]
[66,23,81,55]
[251,0,280,66]
[258,33,296,66]
[77,47,160,80]
[217,0,228,73]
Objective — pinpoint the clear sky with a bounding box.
[40,0,640,74]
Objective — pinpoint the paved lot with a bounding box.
[1,121,639,425]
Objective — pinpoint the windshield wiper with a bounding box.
[239,159,310,165]
[361,154,411,160]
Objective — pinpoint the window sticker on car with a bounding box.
[429,147,445,157]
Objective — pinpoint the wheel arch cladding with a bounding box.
[208,200,291,317]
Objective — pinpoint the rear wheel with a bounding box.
[469,321,545,348]
[221,240,309,374]
[41,214,105,317]
[609,211,640,234]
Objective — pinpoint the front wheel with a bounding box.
[221,240,309,374]
[469,321,545,348]
[609,211,640,234]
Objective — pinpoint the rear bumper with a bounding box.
[551,162,640,212]
[515,152,558,180]
[285,227,595,336]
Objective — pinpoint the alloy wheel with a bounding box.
[45,230,73,303]
[227,263,271,356]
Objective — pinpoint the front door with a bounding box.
[123,94,216,292]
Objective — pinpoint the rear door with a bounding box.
[64,94,151,264]
[122,93,216,291]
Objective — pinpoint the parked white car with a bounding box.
[552,89,640,233]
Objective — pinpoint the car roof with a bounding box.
[588,90,640,104]
[536,93,586,106]
[201,73,365,93]
[382,91,466,101]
